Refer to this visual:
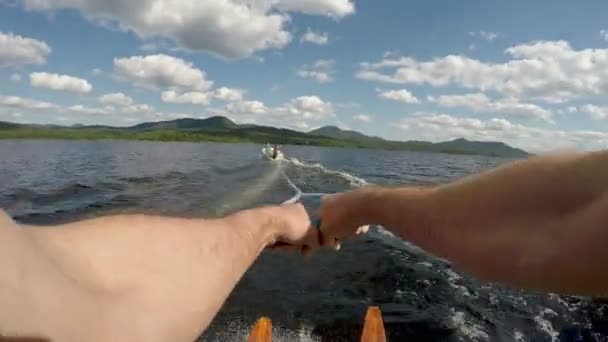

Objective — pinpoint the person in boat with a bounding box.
[272,144,280,159]
[1,149,608,341]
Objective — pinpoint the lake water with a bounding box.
[0,140,606,341]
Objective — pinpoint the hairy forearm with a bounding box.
[357,151,608,295]
[432,151,608,229]
[16,208,277,341]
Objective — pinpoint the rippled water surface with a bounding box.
[1,140,606,341]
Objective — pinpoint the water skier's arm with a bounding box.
[0,204,316,342]
[319,150,608,296]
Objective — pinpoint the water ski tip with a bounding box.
[361,306,387,342]
[248,317,272,342]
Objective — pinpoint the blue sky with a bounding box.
[1,0,608,152]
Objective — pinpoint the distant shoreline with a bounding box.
[0,129,511,157]
[0,117,530,158]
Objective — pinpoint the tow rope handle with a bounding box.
[280,172,326,226]
[267,173,325,249]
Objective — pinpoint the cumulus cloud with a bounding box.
[0,92,160,120]
[21,0,353,59]
[469,31,498,41]
[357,40,608,103]
[161,90,212,105]
[298,59,335,83]
[353,114,372,123]
[10,73,21,82]
[213,87,244,102]
[580,104,608,120]
[378,89,420,104]
[276,0,355,18]
[393,113,608,152]
[226,100,268,115]
[98,93,134,106]
[430,93,553,121]
[601,30,608,42]
[0,32,51,68]
[114,54,213,91]
[220,95,334,129]
[301,28,329,45]
[24,1,290,59]
[121,103,155,114]
[30,72,93,93]
[0,95,59,110]
[68,105,115,115]
[278,95,335,120]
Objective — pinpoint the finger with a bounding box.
[356,225,370,235]
[332,237,341,251]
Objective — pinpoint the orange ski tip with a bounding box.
[361,306,387,342]
[248,317,272,342]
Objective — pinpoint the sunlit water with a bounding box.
[1,140,606,341]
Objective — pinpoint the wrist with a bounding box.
[227,207,278,247]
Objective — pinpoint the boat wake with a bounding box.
[286,157,367,187]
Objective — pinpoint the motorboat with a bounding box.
[262,144,284,160]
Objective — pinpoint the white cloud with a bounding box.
[30,72,93,93]
[114,54,213,91]
[431,93,490,109]
[0,93,158,119]
[0,95,59,110]
[0,93,180,126]
[301,28,329,45]
[226,100,268,115]
[213,87,244,102]
[357,40,608,104]
[353,114,372,123]
[21,0,351,59]
[161,90,212,105]
[580,104,608,120]
[91,68,102,76]
[378,89,420,104]
[278,96,335,120]
[276,0,355,18]
[601,30,608,42]
[298,59,335,83]
[98,93,134,106]
[220,95,334,129]
[10,73,21,82]
[393,113,608,152]
[121,103,154,114]
[68,105,115,115]
[0,32,51,68]
[430,93,553,121]
[469,31,498,41]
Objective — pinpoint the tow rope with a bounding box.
[280,172,326,205]
[280,171,326,232]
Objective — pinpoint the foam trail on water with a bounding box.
[287,157,367,187]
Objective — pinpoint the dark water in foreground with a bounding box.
[1,140,606,341]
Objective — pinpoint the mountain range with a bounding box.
[0,116,529,157]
